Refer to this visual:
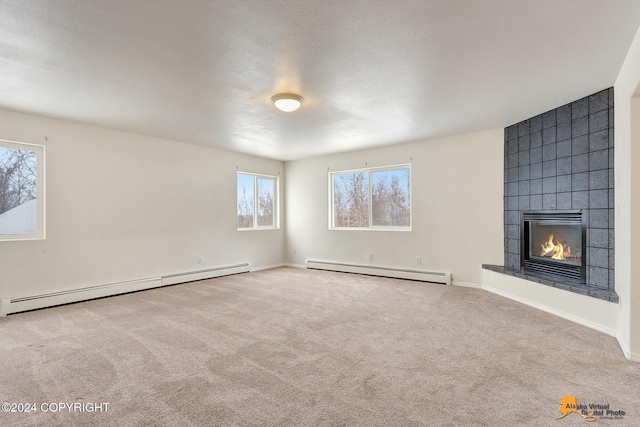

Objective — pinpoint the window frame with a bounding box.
[0,139,46,241]
[236,171,279,231]
[328,163,412,231]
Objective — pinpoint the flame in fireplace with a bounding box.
[540,234,572,260]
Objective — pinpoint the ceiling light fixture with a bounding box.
[271,93,303,112]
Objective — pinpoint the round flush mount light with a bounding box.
[271,93,303,112]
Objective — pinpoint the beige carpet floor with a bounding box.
[0,267,639,426]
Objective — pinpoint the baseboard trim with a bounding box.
[482,284,618,338]
[283,263,306,269]
[452,281,481,288]
[250,263,286,272]
[616,333,640,361]
[306,259,451,285]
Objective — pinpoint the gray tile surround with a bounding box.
[501,88,615,291]
[482,265,618,303]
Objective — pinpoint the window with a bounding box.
[330,165,410,230]
[0,139,45,240]
[237,172,278,229]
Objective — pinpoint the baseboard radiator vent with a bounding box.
[161,263,251,286]
[0,277,162,317]
[0,263,251,317]
[306,260,451,285]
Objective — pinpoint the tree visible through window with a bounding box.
[333,171,369,227]
[237,172,277,229]
[0,140,45,240]
[256,177,275,226]
[371,168,411,227]
[331,165,410,229]
[237,173,255,228]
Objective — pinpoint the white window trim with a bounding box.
[328,163,412,231]
[0,139,46,241]
[236,171,280,231]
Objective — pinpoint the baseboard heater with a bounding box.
[306,260,451,285]
[0,263,250,317]
[161,263,250,286]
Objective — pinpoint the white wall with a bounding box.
[614,23,640,360]
[284,129,504,286]
[0,108,284,299]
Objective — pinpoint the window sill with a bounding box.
[237,227,280,232]
[329,227,411,232]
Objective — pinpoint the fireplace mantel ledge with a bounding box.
[481,265,619,303]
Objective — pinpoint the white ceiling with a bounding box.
[1,1,639,161]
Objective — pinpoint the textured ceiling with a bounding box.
[1,1,639,161]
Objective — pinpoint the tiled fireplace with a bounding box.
[483,88,617,302]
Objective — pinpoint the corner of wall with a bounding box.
[613,20,640,361]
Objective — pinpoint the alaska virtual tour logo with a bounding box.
[556,395,626,422]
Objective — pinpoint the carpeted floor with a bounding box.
[0,267,638,426]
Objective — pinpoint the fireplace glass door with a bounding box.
[521,211,586,282]
[528,222,582,266]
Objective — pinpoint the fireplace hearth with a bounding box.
[521,211,586,282]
